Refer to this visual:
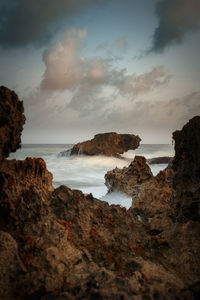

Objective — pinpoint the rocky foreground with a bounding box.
[60,132,141,157]
[0,86,200,299]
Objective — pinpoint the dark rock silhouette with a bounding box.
[61,132,141,157]
[0,86,25,161]
[147,156,173,164]
[172,116,200,222]
[0,87,199,299]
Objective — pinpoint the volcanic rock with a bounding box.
[172,115,200,222]
[61,132,141,157]
[0,87,200,299]
[105,156,153,196]
[0,86,25,161]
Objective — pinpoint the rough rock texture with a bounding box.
[172,116,200,222]
[61,132,141,157]
[0,157,53,224]
[147,156,173,164]
[0,88,200,299]
[105,156,175,232]
[0,182,188,299]
[0,86,25,161]
[105,156,153,196]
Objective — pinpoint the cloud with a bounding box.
[41,28,87,90]
[0,0,108,48]
[112,66,172,97]
[151,0,200,52]
[22,27,198,143]
[24,83,200,143]
[103,91,200,142]
[40,28,171,115]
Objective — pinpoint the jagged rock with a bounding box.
[0,86,25,161]
[131,169,174,232]
[62,132,141,157]
[0,182,187,299]
[0,87,199,299]
[104,155,174,231]
[147,156,173,164]
[105,156,153,196]
[172,116,200,222]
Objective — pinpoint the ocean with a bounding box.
[9,144,174,209]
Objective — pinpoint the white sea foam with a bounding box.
[9,144,174,208]
[101,192,132,209]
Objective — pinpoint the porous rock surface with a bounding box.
[105,156,153,196]
[0,86,25,161]
[61,132,141,157]
[104,116,200,296]
[0,88,199,299]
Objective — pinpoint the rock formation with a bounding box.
[0,87,200,299]
[172,116,200,222]
[105,156,153,196]
[61,132,141,157]
[104,116,200,297]
[0,86,25,161]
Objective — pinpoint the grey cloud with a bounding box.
[39,29,171,122]
[41,28,87,90]
[41,28,111,92]
[68,85,107,117]
[151,0,200,52]
[0,0,108,48]
[112,66,171,97]
[41,29,171,96]
[105,92,200,135]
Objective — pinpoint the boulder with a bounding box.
[105,156,153,196]
[62,132,141,157]
[0,86,25,161]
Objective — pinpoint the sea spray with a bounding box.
[9,144,174,207]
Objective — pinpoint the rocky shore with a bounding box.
[0,86,199,299]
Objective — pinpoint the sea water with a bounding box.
[9,144,174,209]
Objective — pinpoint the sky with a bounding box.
[0,0,200,144]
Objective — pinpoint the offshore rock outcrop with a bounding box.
[0,87,200,299]
[0,86,25,161]
[147,156,173,164]
[61,132,141,157]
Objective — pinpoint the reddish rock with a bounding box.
[0,86,25,161]
[0,157,53,224]
[67,132,141,157]
[105,156,153,196]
